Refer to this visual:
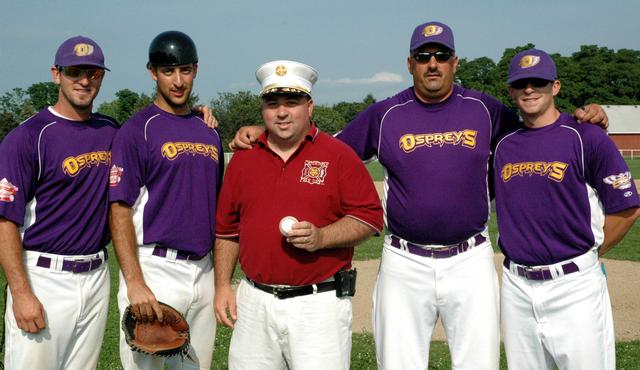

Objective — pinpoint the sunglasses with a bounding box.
[510,78,551,90]
[412,50,453,63]
[57,66,105,80]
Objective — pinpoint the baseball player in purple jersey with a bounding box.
[0,36,117,370]
[109,31,223,370]
[494,49,640,370]
[230,21,608,370]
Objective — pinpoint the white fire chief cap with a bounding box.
[256,60,318,97]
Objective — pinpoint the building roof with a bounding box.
[602,105,640,134]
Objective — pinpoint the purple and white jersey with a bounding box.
[0,108,118,255]
[109,104,223,258]
[494,113,640,266]
[337,85,516,245]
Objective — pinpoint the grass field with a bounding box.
[626,158,640,178]
[0,221,637,369]
[0,159,637,368]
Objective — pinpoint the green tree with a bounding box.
[98,89,153,124]
[211,91,262,150]
[312,105,345,134]
[27,82,58,111]
[332,94,376,124]
[457,57,499,98]
[0,88,34,140]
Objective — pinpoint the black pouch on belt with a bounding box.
[334,269,357,297]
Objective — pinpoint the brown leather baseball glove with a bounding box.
[122,302,190,357]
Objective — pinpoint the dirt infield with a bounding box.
[351,256,640,341]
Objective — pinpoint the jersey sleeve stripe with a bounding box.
[143,114,161,142]
[37,121,57,181]
[560,125,585,177]
[377,100,413,160]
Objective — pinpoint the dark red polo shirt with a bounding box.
[216,125,383,285]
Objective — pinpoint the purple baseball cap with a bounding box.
[410,21,455,53]
[54,36,109,70]
[507,49,556,84]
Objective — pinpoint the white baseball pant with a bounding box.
[228,278,353,370]
[117,246,216,370]
[373,236,500,370]
[4,250,110,370]
[501,249,615,370]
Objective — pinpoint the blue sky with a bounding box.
[1,0,638,107]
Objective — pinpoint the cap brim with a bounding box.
[260,86,310,97]
[411,41,455,54]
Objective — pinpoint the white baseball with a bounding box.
[279,216,298,236]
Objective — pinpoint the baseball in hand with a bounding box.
[279,216,298,237]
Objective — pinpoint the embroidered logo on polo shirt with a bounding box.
[399,130,477,153]
[300,160,328,185]
[0,178,18,202]
[501,161,569,183]
[603,171,633,190]
[62,151,111,177]
[109,165,124,187]
[161,142,219,162]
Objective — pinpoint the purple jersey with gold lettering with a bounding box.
[494,113,640,266]
[337,85,516,245]
[109,104,223,258]
[0,107,118,255]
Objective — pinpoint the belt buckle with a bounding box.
[523,266,551,280]
[273,287,294,300]
[70,258,90,273]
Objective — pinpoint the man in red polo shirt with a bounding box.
[214,60,383,370]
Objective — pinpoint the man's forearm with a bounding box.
[109,202,145,285]
[214,237,240,288]
[0,218,32,295]
[600,207,640,257]
[319,216,377,250]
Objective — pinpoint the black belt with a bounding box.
[246,278,336,300]
[389,234,486,258]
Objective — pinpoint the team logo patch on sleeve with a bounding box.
[300,160,328,185]
[109,165,124,187]
[0,178,19,202]
[603,171,633,190]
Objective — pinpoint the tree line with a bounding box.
[2,44,639,148]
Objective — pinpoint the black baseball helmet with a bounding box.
[147,31,198,67]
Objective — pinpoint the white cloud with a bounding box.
[322,72,404,86]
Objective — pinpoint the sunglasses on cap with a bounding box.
[412,50,453,63]
[510,78,551,90]
[56,66,105,80]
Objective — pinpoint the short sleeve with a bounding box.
[337,144,384,233]
[215,154,242,238]
[108,122,148,205]
[0,127,38,225]
[583,127,640,214]
[336,104,382,162]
